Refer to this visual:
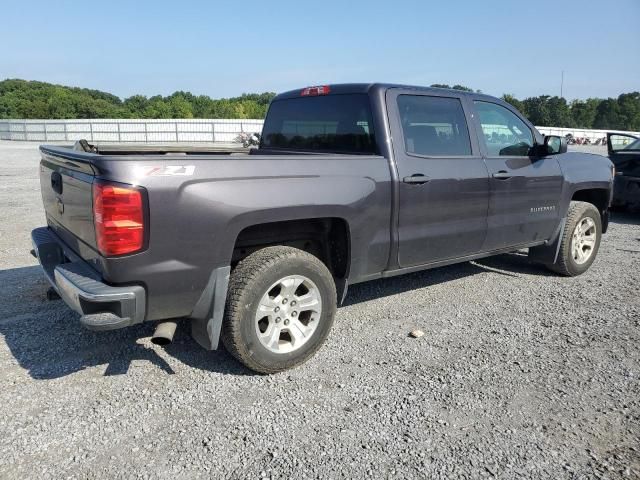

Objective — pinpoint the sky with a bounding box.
[2,0,639,101]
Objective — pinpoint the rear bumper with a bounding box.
[31,227,146,331]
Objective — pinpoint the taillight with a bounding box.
[93,182,145,256]
[301,85,330,96]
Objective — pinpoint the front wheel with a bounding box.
[547,201,602,276]
[221,246,337,374]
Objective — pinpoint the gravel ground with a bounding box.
[0,142,638,479]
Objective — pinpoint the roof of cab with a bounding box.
[273,83,500,102]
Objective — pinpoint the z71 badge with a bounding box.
[136,165,195,177]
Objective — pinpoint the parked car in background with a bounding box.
[607,132,640,211]
[32,83,615,373]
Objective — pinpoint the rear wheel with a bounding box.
[547,201,602,276]
[221,246,337,374]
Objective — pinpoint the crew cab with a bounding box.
[32,83,615,373]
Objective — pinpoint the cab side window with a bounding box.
[397,95,472,156]
[474,101,534,156]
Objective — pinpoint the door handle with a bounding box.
[492,171,513,180]
[403,174,430,184]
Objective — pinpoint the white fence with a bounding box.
[1,118,638,144]
[535,126,639,141]
[0,119,265,143]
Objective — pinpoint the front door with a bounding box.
[471,100,564,251]
[388,90,490,268]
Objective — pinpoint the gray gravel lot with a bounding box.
[0,141,638,479]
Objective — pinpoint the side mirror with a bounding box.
[544,135,567,154]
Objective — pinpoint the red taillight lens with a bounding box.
[301,85,330,96]
[93,183,145,256]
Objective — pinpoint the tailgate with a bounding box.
[39,146,97,255]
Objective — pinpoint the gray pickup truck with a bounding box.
[32,83,614,373]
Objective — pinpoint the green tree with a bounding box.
[75,96,124,118]
[168,95,194,118]
[46,87,76,118]
[501,94,526,115]
[143,96,172,118]
[191,95,214,117]
[617,92,640,131]
[546,96,572,127]
[569,99,600,128]
[523,96,552,126]
[124,95,149,116]
[593,99,624,130]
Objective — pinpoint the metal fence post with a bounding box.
[144,122,148,143]
[117,122,121,142]
[211,122,215,143]
[63,122,68,141]
[43,121,48,141]
[89,121,93,141]
[175,121,179,142]
[23,120,27,141]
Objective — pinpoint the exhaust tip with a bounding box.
[150,336,172,346]
[151,321,177,346]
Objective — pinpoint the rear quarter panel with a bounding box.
[94,154,392,320]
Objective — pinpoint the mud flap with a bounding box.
[190,266,231,350]
[528,218,566,265]
[336,277,348,305]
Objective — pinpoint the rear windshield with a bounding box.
[261,94,376,154]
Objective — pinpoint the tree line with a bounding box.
[434,84,640,131]
[0,79,275,120]
[1,79,639,131]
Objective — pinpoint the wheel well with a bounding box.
[571,189,609,213]
[231,218,350,279]
[571,188,610,232]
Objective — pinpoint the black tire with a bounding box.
[221,246,337,374]
[547,201,602,277]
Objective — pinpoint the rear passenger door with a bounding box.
[388,90,490,268]
[471,101,563,251]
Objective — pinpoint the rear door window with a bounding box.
[397,95,472,157]
[261,94,376,154]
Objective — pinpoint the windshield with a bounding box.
[261,94,376,154]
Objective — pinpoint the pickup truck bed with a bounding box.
[32,83,615,373]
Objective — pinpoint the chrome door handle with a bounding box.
[403,174,430,184]
[492,171,513,180]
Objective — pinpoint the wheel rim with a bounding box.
[570,217,597,265]
[254,275,322,354]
